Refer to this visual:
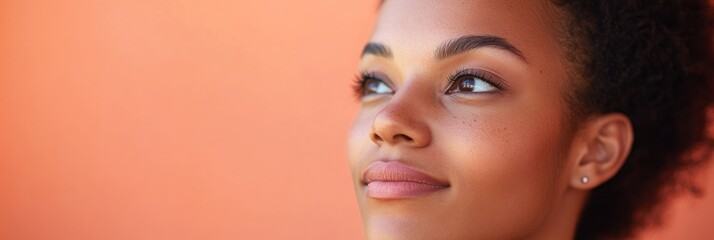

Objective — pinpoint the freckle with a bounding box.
[539,70,543,74]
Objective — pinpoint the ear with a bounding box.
[569,113,634,190]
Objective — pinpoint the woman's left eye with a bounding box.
[445,75,498,94]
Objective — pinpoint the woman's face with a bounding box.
[347,0,577,239]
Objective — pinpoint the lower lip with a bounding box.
[366,181,448,199]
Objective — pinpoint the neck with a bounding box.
[524,188,588,240]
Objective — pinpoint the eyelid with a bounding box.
[444,68,506,94]
[353,70,396,99]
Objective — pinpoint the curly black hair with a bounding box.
[553,0,714,239]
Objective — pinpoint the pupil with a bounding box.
[459,78,475,91]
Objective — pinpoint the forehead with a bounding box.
[371,0,565,65]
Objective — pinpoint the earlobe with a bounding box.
[570,113,634,190]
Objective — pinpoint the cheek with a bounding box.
[346,109,375,217]
[440,106,568,236]
[347,110,373,177]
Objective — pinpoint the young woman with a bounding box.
[347,0,713,239]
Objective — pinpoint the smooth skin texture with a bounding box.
[347,0,634,239]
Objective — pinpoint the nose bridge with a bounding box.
[386,73,432,111]
[370,79,432,148]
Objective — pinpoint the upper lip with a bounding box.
[363,160,450,186]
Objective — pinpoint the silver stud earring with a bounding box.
[581,176,590,184]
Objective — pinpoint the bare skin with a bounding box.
[347,0,634,239]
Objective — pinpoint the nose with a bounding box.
[369,93,432,148]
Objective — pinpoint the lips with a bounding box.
[363,161,449,199]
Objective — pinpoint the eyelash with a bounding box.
[352,71,377,99]
[445,68,504,94]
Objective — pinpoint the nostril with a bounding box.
[393,134,413,142]
[371,133,384,144]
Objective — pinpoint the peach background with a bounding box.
[0,1,712,239]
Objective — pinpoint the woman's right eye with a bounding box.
[363,78,394,96]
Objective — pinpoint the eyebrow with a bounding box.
[361,42,393,59]
[436,35,526,62]
[361,35,527,63]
